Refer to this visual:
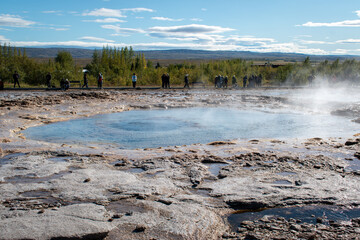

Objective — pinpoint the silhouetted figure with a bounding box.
[223,76,228,88]
[82,72,88,88]
[13,71,20,88]
[214,75,220,88]
[46,72,52,88]
[0,77,3,90]
[184,74,190,89]
[161,73,167,88]
[98,73,103,89]
[60,78,70,91]
[162,73,170,89]
[232,75,237,88]
[258,74,263,87]
[132,73,137,88]
[243,75,247,88]
[308,74,314,86]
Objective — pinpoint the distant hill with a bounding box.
[22,47,360,62]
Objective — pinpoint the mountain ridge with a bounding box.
[21,47,360,62]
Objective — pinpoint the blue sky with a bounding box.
[1,0,360,55]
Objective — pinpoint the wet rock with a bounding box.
[207,141,235,146]
[295,180,306,186]
[0,203,115,240]
[189,165,204,186]
[222,232,237,238]
[345,139,359,146]
[354,152,360,160]
[133,225,146,232]
[244,233,261,240]
[289,223,302,231]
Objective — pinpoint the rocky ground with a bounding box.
[0,88,359,240]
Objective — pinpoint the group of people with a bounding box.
[0,71,278,90]
[161,73,171,89]
[214,75,229,88]
[242,74,263,88]
[213,74,264,89]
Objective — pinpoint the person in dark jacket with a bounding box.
[46,72,52,88]
[184,74,190,89]
[82,72,88,88]
[13,71,20,88]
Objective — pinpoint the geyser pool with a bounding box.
[23,108,359,149]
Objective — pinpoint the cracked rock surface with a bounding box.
[0,88,359,239]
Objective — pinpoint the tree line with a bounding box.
[1,44,360,87]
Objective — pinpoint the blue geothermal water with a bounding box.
[23,108,359,149]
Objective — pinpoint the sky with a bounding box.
[1,0,360,55]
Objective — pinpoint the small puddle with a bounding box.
[228,205,360,231]
[189,188,212,197]
[243,166,259,170]
[204,163,228,176]
[126,168,145,174]
[4,167,77,184]
[48,157,69,163]
[146,170,165,178]
[21,190,52,198]
[0,153,26,166]
[345,158,360,172]
[272,180,292,185]
[276,171,297,176]
[106,200,147,214]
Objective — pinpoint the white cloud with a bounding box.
[121,8,154,13]
[83,8,125,18]
[148,24,234,34]
[0,27,12,31]
[42,10,62,14]
[80,36,115,43]
[0,35,9,42]
[201,8,207,11]
[83,7,154,18]
[152,17,184,22]
[301,11,360,27]
[331,49,353,55]
[191,18,203,22]
[0,14,35,27]
[336,39,360,44]
[83,18,126,23]
[49,27,69,31]
[301,19,360,27]
[101,25,145,34]
[298,40,333,45]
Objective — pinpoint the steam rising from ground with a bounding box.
[284,76,360,115]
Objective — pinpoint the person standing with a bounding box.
[232,75,237,88]
[82,72,88,88]
[132,73,137,88]
[161,73,166,88]
[184,74,190,89]
[46,72,52,88]
[98,73,103,89]
[166,73,170,89]
[223,76,228,88]
[13,71,20,88]
[243,75,247,88]
[0,77,4,90]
